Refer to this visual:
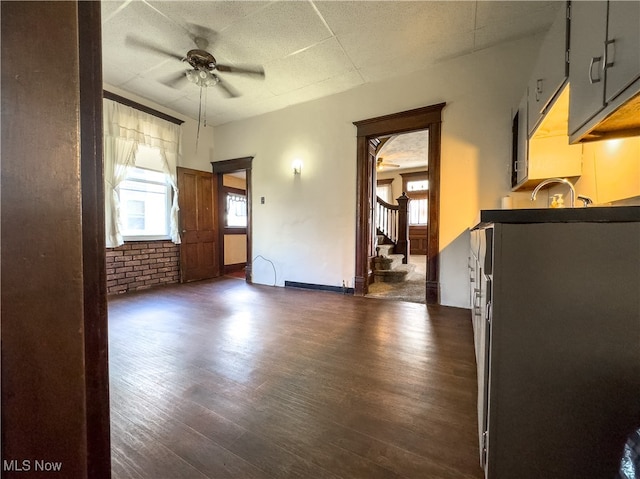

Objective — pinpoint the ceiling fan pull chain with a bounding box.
[196,85,204,150]
[204,86,208,127]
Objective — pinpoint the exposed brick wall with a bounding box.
[106,241,180,294]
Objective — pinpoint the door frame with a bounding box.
[353,103,445,304]
[211,157,253,282]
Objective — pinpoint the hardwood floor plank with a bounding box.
[109,278,483,479]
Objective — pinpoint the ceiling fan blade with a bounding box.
[215,63,265,78]
[161,70,189,89]
[186,23,217,51]
[214,76,240,98]
[383,162,401,168]
[125,36,184,62]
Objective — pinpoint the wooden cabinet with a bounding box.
[569,1,640,142]
[471,217,640,479]
[527,3,569,136]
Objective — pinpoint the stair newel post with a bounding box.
[396,192,410,264]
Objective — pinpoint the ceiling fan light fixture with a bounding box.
[186,69,218,88]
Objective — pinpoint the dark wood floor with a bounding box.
[108,277,483,479]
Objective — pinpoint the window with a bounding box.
[406,179,428,192]
[401,171,428,226]
[408,195,428,225]
[376,178,394,204]
[226,192,247,228]
[119,167,171,240]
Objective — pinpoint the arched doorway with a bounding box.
[353,103,445,304]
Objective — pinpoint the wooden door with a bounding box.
[409,225,427,255]
[177,167,219,282]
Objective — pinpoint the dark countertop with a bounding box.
[475,205,640,227]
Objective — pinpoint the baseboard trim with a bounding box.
[224,262,246,274]
[284,281,354,295]
[426,281,439,305]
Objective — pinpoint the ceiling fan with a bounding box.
[125,30,265,98]
[125,26,265,146]
[377,157,400,170]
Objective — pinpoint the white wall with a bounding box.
[189,35,544,307]
[573,137,640,205]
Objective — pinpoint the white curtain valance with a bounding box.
[103,98,182,248]
[103,99,181,152]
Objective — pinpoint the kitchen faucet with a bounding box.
[531,178,576,207]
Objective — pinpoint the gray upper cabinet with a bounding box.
[567,1,608,136]
[527,4,569,136]
[569,1,640,142]
[605,1,640,104]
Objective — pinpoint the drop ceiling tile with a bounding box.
[102,60,140,88]
[106,1,186,44]
[147,1,268,34]
[280,69,364,105]
[211,1,333,65]
[333,3,475,71]
[118,75,190,107]
[475,1,560,29]
[102,0,560,125]
[316,1,475,37]
[264,37,356,95]
[473,3,561,50]
[357,31,475,83]
[101,0,130,23]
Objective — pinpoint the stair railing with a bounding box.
[376,193,410,263]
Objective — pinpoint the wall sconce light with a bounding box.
[292,159,303,175]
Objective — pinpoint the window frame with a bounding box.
[223,185,247,235]
[376,178,394,204]
[401,171,429,226]
[118,166,173,242]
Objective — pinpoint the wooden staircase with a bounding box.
[373,237,415,283]
[373,193,412,283]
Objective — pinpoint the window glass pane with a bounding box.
[407,179,428,191]
[376,184,392,203]
[409,198,428,225]
[119,167,170,238]
[226,193,247,227]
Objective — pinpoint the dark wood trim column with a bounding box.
[354,136,371,295]
[426,121,442,304]
[1,2,110,477]
[79,2,112,477]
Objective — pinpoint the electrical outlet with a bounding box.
[261,196,265,204]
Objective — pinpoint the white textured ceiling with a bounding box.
[102,0,561,127]
[378,130,429,172]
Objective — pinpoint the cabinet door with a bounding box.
[605,1,640,103]
[568,1,608,136]
[514,94,528,186]
[528,4,568,135]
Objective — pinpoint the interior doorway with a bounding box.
[211,157,253,282]
[353,103,445,304]
[220,171,249,278]
[367,131,429,304]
